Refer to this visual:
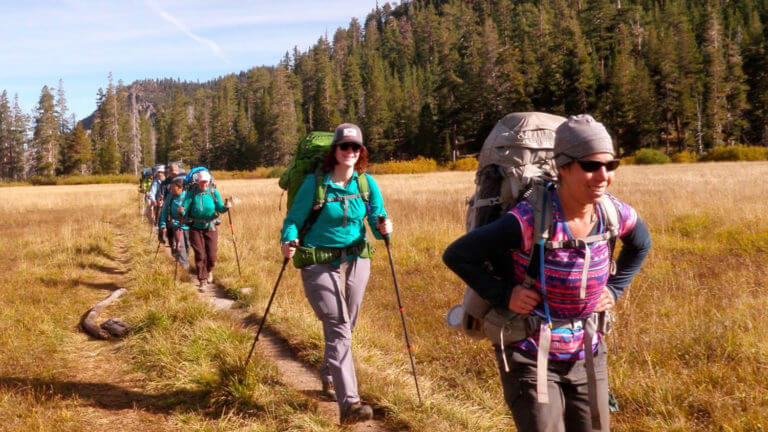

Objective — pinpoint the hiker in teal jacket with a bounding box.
[179,170,231,290]
[281,123,392,425]
[159,175,190,271]
[281,171,386,250]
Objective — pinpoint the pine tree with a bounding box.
[8,95,28,179]
[723,31,748,145]
[69,122,91,174]
[702,4,727,148]
[31,86,60,177]
[266,65,299,165]
[0,91,10,179]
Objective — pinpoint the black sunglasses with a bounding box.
[338,142,362,152]
[575,159,621,172]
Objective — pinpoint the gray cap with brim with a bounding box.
[332,123,364,146]
[553,114,615,167]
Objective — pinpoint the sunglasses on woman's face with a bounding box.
[576,159,621,172]
[338,143,362,152]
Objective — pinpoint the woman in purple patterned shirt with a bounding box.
[444,115,651,432]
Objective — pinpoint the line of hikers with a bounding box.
[138,115,651,430]
[139,162,232,292]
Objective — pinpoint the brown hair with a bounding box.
[320,144,369,173]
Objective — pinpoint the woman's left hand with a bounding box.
[377,217,393,236]
[593,287,616,312]
[225,198,232,209]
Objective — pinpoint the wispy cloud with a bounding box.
[143,0,230,64]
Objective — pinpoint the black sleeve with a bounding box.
[442,213,524,308]
[606,217,651,301]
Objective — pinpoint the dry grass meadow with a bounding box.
[1,161,767,431]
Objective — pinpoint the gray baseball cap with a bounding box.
[332,123,364,146]
[553,114,615,167]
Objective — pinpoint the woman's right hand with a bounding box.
[282,240,297,259]
[508,285,542,315]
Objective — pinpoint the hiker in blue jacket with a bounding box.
[281,123,392,424]
[159,175,190,271]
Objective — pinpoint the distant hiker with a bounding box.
[159,175,190,271]
[443,114,651,431]
[139,168,152,194]
[148,165,166,238]
[140,168,153,222]
[178,168,231,291]
[160,162,185,247]
[280,123,391,424]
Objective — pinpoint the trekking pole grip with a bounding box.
[377,215,391,246]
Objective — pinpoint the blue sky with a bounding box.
[0,0,379,121]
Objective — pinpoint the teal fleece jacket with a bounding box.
[179,188,228,230]
[281,172,387,248]
[159,191,188,230]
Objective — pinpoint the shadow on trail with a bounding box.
[0,376,214,416]
[77,280,122,291]
[83,262,128,276]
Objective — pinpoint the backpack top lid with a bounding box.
[184,166,210,184]
[279,131,336,210]
[477,112,567,173]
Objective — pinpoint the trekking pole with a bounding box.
[172,229,180,287]
[154,236,162,259]
[245,243,295,368]
[378,215,423,405]
[225,198,242,277]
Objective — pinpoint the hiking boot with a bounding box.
[321,379,336,401]
[207,272,213,283]
[340,402,373,424]
[197,279,207,292]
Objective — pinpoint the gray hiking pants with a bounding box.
[495,342,610,432]
[170,227,189,270]
[300,258,370,411]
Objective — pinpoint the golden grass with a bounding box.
[2,161,767,431]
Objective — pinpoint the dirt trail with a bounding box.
[70,221,391,431]
[66,230,182,431]
[193,259,390,431]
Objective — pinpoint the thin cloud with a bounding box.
[143,0,230,64]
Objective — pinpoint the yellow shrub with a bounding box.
[367,157,438,174]
[621,155,635,165]
[444,157,479,171]
[670,151,698,163]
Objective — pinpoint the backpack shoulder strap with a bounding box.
[522,184,553,286]
[299,174,327,244]
[528,184,554,244]
[313,173,328,210]
[357,173,371,202]
[596,195,620,237]
[597,195,621,275]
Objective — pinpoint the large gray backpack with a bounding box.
[448,112,567,344]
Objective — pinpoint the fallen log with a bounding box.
[80,288,128,339]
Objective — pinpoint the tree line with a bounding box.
[3,0,768,178]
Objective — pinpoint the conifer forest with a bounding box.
[2,0,768,178]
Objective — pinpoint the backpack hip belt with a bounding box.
[187,216,220,231]
[292,239,373,269]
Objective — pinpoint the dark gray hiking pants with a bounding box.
[495,342,610,432]
[301,258,370,412]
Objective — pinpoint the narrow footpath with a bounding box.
[163,241,391,431]
[70,229,181,431]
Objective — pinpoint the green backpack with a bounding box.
[279,131,335,210]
